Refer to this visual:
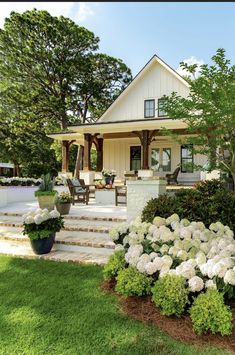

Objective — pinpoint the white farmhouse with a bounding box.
[49,55,207,184]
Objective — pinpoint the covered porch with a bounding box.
[48,118,206,185]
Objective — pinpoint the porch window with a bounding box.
[130,146,141,171]
[144,99,155,118]
[158,98,168,117]
[162,148,171,171]
[181,145,193,173]
[151,148,160,171]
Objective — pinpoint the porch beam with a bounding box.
[96,138,103,172]
[142,130,150,170]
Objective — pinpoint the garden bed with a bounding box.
[102,278,235,354]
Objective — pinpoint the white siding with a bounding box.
[103,137,207,184]
[100,61,189,123]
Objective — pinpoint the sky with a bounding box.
[1,2,235,77]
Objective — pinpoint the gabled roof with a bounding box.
[97,54,190,123]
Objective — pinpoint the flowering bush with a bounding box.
[0,177,42,186]
[152,275,189,316]
[115,266,153,297]
[23,208,64,240]
[107,213,235,335]
[189,289,233,335]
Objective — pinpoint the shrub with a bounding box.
[141,180,235,230]
[141,194,179,223]
[152,275,189,317]
[115,266,153,297]
[189,289,233,336]
[103,251,126,279]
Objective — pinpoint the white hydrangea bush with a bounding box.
[23,208,60,225]
[109,214,235,297]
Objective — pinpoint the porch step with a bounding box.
[0,215,123,234]
[0,211,127,223]
[0,239,112,265]
[0,226,115,249]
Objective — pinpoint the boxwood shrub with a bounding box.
[189,289,233,336]
[142,180,235,230]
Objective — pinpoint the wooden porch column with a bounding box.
[74,144,84,178]
[94,137,103,172]
[83,133,92,171]
[62,140,69,172]
[132,130,157,170]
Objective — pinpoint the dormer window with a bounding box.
[158,98,168,117]
[144,99,155,118]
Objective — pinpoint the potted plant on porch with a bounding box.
[22,208,64,255]
[34,173,57,211]
[55,192,72,215]
[102,169,116,185]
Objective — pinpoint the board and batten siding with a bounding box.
[99,61,189,123]
[103,138,207,184]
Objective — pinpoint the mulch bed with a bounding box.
[101,279,235,354]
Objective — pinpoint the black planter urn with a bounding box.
[30,233,55,255]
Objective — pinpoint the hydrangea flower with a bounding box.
[188,276,204,292]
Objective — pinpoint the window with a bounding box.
[130,146,141,171]
[151,148,171,172]
[162,148,171,171]
[144,99,155,118]
[151,148,160,171]
[158,98,167,117]
[181,145,193,173]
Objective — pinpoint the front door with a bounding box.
[130,146,141,172]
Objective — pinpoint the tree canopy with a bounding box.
[163,48,235,187]
[0,9,132,176]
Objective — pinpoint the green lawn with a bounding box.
[0,256,229,355]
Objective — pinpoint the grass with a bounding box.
[0,256,229,355]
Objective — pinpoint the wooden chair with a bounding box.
[165,167,181,185]
[66,178,89,205]
[115,186,127,206]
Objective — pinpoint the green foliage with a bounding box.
[34,191,57,197]
[55,192,72,204]
[115,266,153,297]
[103,250,126,279]
[189,289,233,336]
[142,180,235,230]
[152,275,189,317]
[36,173,54,193]
[163,48,235,186]
[0,9,132,176]
[23,216,64,240]
[142,194,179,223]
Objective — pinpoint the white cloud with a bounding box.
[0,2,96,28]
[177,56,204,79]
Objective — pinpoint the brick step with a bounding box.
[0,215,122,234]
[0,211,126,223]
[0,226,115,249]
[0,239,113,265]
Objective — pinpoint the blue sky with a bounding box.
[1,2,235,76]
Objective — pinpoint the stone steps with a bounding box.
[0,226,115,249]
[0,239,112,265]
[0,215,124,234]
[0,211,123,265]
[0,211,126,223]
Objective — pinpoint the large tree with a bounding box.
[163,48,235,187]
[0,9,132,175]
